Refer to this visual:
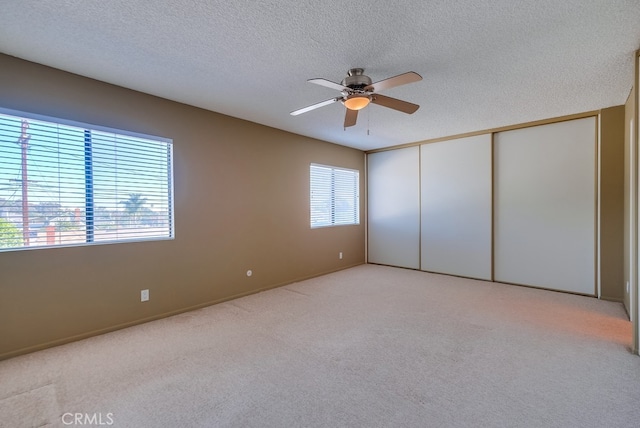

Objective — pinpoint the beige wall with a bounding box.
[0,55,365,359]
[600,106,625,301]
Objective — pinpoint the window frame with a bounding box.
[0,107,175,252]
[310,162,360,229]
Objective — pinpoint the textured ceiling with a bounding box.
[1,0,639,151]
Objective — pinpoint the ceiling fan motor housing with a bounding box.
[341,68,372,92]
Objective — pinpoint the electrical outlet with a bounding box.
[339,252,343,260]
[141,289,149,302]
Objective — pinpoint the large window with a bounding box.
[0,109,173,251]
[310,163,359,228]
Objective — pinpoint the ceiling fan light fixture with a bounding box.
[344,95,370,111]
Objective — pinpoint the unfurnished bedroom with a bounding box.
[1,1,640,427]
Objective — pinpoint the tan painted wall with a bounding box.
[600,106,625,301]
[0,55,365,359]
[624,87,635,316]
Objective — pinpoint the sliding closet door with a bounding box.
[494,117,596,294]
[368,147,420,269]
[420,135,492,280]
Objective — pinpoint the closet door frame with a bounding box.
[366,111,600,297]
[492,116,598,296]
[367,146,421,269]
[420,134,493,281]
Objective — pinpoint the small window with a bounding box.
[310,163,359,228]
[0,108,174,251]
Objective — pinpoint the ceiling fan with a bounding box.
[290,68,422,128]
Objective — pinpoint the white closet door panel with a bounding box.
[368,147,420,269]
[494,117,596,294]
[420,134,492,280]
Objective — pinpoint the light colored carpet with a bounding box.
[1,264,639,427]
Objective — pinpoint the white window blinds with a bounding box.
[310,163,359,228]
[0,109,173,251]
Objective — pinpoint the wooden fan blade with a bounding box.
[371,94,419,114]
[290,97,341,116]
[344,108,358,128]
[308,78,349,92]
[365,71,422,92]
